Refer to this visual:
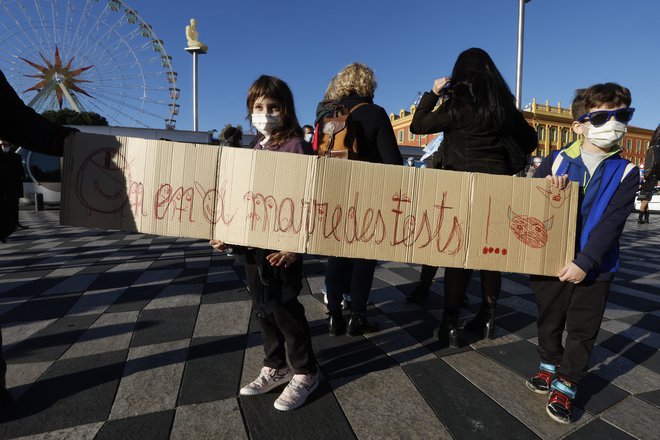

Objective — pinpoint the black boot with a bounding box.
[328,311,345,336]
[346,313,380,336]
[464,303,496,340]
[406,265,437,303]
[645,211,650,224]
[639,211,645,224]
[436,316,460,348]
[405,283,431,303]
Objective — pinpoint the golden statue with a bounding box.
[185,18,208,53]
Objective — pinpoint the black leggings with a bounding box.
[325,257,377,315]
[443,268,501,318]
[419,265,438,287]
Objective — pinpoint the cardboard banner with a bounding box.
[61,134,578,276]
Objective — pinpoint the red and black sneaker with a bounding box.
[525,362,556,394]
[546,377,576,424]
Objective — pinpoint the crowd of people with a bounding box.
[1,46,657,425]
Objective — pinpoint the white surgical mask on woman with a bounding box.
[583,120,627,150]
[304,133,313,143]
[251,113,282,141]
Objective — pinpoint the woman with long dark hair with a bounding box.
[411,48,537,347]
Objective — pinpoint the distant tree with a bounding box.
[41,108,109,126]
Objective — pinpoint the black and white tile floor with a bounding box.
[0,210,658,439]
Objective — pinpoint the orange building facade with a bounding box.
[390,99,654,166]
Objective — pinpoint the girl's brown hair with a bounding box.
[246,75,302,146]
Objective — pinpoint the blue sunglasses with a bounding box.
[577,108,635,127]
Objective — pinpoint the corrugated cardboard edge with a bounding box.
[61,135,578,276]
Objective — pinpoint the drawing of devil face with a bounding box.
[537,184,571,209]
[508,207,553,249]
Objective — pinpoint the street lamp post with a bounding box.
[515,0,531,110]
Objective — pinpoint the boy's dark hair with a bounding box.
[571,83,631,121]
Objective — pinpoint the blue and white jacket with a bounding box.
[534,140,639,281]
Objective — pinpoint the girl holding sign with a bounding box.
[210,75,318,411]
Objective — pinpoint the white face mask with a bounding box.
[251,113,282,140]
[583,120,627,150]
[304,133,313,143]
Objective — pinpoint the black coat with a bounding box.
[246,248,304,314]
[0,69,74,158]
[3,151,25,198]
[0,69,74,240]
[410,92,537,175]
[0,152,23,239]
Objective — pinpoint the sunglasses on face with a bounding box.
[577,107,635,127]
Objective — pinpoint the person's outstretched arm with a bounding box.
[0,69,76,157]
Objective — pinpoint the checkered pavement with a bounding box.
[0,209,658,439]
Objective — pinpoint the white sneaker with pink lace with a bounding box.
[273,372,319,411]
[239,366,293,396]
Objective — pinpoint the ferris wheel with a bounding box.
[0,0,180,129]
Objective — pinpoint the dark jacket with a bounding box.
[0,69,74,158]
[534,141,638,281]
[246,248,304,314]
[0,151,25,199]
[410,92,537,175]
[641,144,659,190]
[0,151,22,240]
[0,68,75,241]
[315,94,402,165]
[244,135,311,313]
[255,136,312,155]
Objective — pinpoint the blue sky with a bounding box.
[4,0,660,134]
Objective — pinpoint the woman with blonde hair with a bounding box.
[317,63,402,336]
